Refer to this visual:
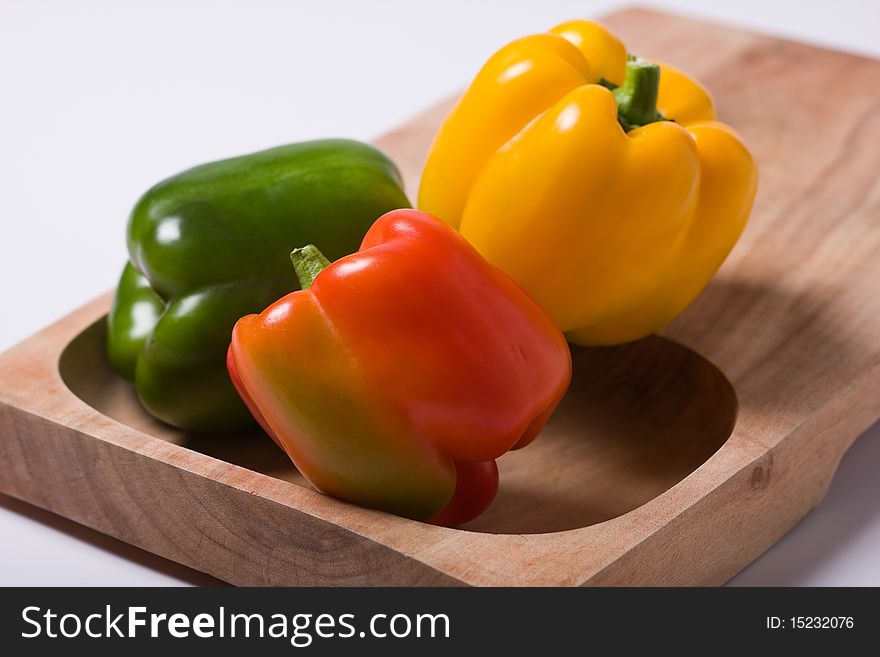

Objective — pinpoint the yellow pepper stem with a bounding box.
[291,244,330,290]
[613,55,663,131]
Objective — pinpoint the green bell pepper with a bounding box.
[107,139,410,432]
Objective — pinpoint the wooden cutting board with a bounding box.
[1,7,879,586]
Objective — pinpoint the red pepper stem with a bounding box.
[291,244,331,290]
[613,55,661,130]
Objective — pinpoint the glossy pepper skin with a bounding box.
[419,20,758,345]
[227,210,572,526]
[107,139,410,432]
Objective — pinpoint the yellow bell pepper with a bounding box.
[418,20,758,345]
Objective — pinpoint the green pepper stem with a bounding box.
[291,244,331,290]
[613,55,662,130]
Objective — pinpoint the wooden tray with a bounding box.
[2,8,879,586]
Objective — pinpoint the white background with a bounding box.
[1,0,878,586]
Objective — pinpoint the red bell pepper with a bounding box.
[227,209,571,526]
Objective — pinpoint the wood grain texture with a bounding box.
[1,8,879,585]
